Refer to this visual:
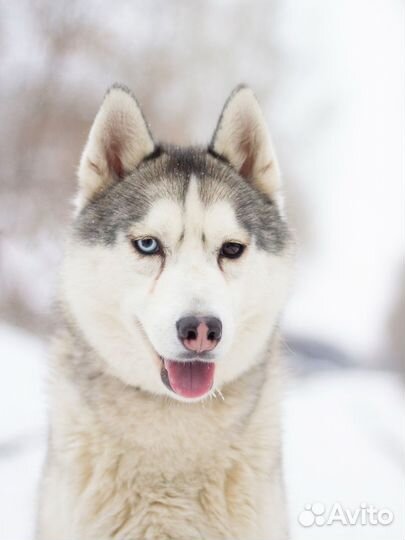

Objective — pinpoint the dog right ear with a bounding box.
[210,85,281,200]
[75,84,155,212]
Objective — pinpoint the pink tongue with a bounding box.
[164,360,215,398]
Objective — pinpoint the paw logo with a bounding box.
[298,502,326,527]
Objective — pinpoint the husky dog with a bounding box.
[37,84,293,540]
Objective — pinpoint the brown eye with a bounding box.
[132,237,161,255]
[220,242,245,259]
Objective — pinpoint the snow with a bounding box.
[0,325,403,539]
[0,326,47,539]
[0,326,47,442]
[284,368,405,539]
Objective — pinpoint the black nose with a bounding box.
[176,316,222,353]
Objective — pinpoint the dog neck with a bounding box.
[49,314,282,473]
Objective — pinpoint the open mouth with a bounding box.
[160,358,215,399]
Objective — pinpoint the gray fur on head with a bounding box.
[74,85,290,253]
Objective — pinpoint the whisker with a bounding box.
[217,389,225,401]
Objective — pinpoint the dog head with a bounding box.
[62,84,293,401]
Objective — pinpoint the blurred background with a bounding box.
[0,1,404,539]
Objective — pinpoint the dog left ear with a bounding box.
[210,85,281,198]
[76,84,155,212]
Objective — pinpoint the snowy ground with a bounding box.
[0,324,404,539]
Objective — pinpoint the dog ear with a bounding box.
[76,84,155,211]
[210,85,281,198]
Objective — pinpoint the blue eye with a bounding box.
[132,237,161,255]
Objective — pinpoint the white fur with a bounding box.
[38,334,288,539]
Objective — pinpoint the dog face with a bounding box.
[62,85,292,401]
